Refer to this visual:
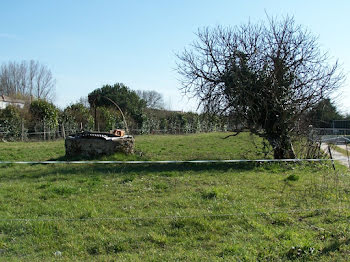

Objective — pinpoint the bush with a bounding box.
[140,109,228,134]
[29,99,59,130]
[0,105,23,139]
[62,103,94,131]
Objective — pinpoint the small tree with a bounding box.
[306,98,343,128]
[63,103,94,130]
[88,83,146,130]
[29,99,58,130]
[177,16,344,158]
[136,90,165,109]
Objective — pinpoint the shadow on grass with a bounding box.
[0,161,316,182]
[318,238,350,257]
[0,162,267,181]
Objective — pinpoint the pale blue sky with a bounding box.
[1,1,349,113]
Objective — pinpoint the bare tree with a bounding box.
[177,16,344,159]
[35,64,55,100]
[28,60,39,101]
[136,90,165,109]
[0,60,55,101]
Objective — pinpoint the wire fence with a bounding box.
[0,122,230,142]
[313,128,350,142]
[2,121,349,143]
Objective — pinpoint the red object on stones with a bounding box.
[112,129,125,137]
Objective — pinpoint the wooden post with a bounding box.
[346,142,350,169]
[21,119,24,142]
[43,122,46,141]
[94,106,97,131]
[327,145,336,171]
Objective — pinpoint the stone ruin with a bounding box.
[65,130,134,158]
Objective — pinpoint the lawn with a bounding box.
[0,133,349,261]
[0,132,271,161]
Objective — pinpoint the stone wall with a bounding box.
[65,135,134,158]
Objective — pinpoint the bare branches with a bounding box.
[177,16,344,159]
[0,60,55,101]
[136,90,165,109]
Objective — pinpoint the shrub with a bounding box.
[29,100,59,130]
[62,103,94,131]
[0,105,23,139]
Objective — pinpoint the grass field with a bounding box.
[0,132,271,161]
[0,133,350,261]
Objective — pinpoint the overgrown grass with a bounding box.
[0,133,350,261]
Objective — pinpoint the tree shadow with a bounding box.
[1,162,260,182]
[319,238,350,256]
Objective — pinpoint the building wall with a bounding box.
[0,101,8,109]
[0,101,24,109]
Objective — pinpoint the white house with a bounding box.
[0,95,25,109]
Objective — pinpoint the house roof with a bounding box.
[0,95,25,104]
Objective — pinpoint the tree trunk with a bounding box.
[268,135,296,159]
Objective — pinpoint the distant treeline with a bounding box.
[0,83,348,141]
[0,60,55,101]
[0,83,229,140]
[0,102,228,141]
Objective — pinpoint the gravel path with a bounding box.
[337,144,350,152]
[321,143,350,168]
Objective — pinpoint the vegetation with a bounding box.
[0,60,55,101]
[0,101,230,141]
[88,83,146,129]
[0,133,270,161]
[177,16,344,159]
[0,133,349,261]
[61,103,94,131]
[140,110,227,135]
[0,105,23,139]
[29,100,59,130]
[307,98,343,128]
[136,90,165,109]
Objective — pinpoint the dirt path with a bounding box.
[321,143,350,168]
[337,144,350,152]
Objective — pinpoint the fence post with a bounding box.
[43,122,46,141]
[327,145,336,171]
[346,142,350,169]
[21,119,24,142]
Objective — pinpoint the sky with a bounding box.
[0,0,349,113]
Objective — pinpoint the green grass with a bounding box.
[0,132,271,161]
[0,133,350,261]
